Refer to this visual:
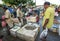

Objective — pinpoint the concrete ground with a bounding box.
[0,18,60,41]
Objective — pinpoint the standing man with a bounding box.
[42,2,55,29]
[41,2,55,41]
[3,6,13,28]
[16,5,23,25]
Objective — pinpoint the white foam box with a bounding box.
[14,23,21,27]
[30,16,36,22]
[50,27,57,33]
[16,23,40,41]
[26,16,37,23]
[53,28,57,32]
[32,23,40,32]
[10,26,20,37]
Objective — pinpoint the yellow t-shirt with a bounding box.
[42,7,55,29]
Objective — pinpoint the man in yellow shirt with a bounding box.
[42,2,55,29]
[40,2,55,41]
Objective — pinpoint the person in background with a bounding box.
[54,6,60,24]
[57,6,60,17]
[42,2,55,41]
[8,6,14,17]
[33,11,39,23]
[3,6,13,28]
[8,6,13,14]
[12,6,17,18]
[0,5,4,28]
[16,5,23,25]
[28,7,33,16]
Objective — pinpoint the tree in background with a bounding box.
[2,0,35,6]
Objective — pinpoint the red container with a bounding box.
[2,15,5,20]
[2,21,6,27]
[0,39,2,41]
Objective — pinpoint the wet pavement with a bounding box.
[0,18,60,41]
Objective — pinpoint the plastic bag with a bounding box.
[40,28,48,39]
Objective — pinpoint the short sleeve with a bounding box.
[44,9,50,19]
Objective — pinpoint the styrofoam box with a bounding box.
[50,27,57,32]
[10,26,20,37]
[14,23,21,27]
[26,16,37,23]
[16,23,40,41]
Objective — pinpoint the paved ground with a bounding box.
[0,29,60,41]
[0,18,60,41]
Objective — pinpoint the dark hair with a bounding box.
[44,2,50,5]
[3,5,8,9]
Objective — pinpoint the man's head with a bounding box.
[3,5,8,11]
[44,2,50,9]
[33,10,37,16]
[18,4,22,9]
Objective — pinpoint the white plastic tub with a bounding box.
[16,23,40,41]
[10,26,20,37]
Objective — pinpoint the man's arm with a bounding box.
[43,9,50,29]
[43,19,49,29]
